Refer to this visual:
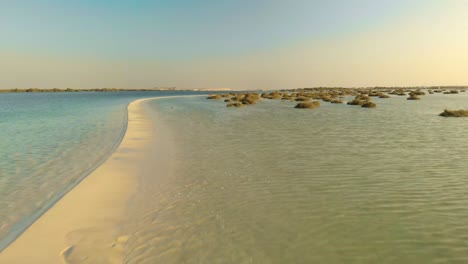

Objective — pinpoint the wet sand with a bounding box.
[0,97,169,263]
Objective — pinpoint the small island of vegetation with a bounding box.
[439,109,468,117]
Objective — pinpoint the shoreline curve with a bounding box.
[0,95,203,264]
[0,95,130,253]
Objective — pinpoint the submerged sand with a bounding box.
[0,96,182,264]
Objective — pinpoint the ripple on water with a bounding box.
[124,95,468,264]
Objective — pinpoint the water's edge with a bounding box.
[0,101,129,252]
[0,94,206,253]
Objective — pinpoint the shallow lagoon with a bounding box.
[2,91,468,263]
[124,93,468,263]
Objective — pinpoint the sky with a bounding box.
[1,0,468,89]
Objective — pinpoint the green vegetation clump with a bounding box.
[389,89,406,96]
[411,90,425,96]
[294,101,320,109]
[439,109,468,117]
[269,92,283,99]
[234,94,245,101]
[347,99,365,105]
[330,99,343,104]
[206,95,222,99]
[226,102,244,108]
[262,92,283,99]
[361,101,377,108]
[390,89,406,96]
[407,94,421,100]
[355,94,371,101]
[241,93,260,105]
[368,92,384,97]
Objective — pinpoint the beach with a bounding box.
[3,93,468,263]
[0,98,157,263]
[3,1,468,263]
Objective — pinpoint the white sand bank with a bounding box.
[0,96,190,264]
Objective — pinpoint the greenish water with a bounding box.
[125,93,468,263]
[0,91,201,251]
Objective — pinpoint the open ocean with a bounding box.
[2,91,468,263]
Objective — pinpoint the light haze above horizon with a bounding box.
[1,0,468,90]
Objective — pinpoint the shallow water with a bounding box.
[0,91,201,251]
[125,93,468,264]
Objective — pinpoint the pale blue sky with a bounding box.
[1,0,467,89]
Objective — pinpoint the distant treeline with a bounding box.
[0,88,178,93]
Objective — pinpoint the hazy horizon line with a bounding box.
[2,85,468,91]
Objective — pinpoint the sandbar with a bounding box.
[0,96,189,264]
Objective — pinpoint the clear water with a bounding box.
[124,93,468,264]
[0,91,201,251]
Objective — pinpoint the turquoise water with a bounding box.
[0,91,201,251]
[124,93,468,263]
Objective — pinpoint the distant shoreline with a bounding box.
[1,86,467,93]
[0,88,233,93]
[0,88,194,93]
